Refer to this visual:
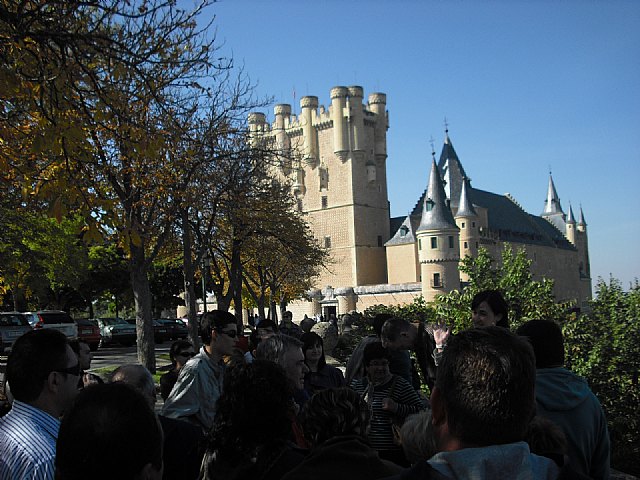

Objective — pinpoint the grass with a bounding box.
[90,352,171,385]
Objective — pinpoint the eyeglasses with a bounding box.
[216,329,238,339]
[177,351,196,358]
[54,362,81,377]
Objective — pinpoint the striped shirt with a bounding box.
[0,400,60,480]
[351,375,424,452]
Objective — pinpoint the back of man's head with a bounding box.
[7,329,69,402]
[255,334,302,368]
[56,382,163,480]
[436,326,536,447]
[111,364,156,409]
[516,319,564,368]
[380,317,409,343]
[199,310,236,344]
[372,313,394,337]
[301,387,370,447]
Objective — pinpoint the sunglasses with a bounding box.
[216,329,238,338]
[54,362,81,377]
[177,351,196,358]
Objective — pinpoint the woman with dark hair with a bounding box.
[349,342,424,467]
[160,339,194,401]
[201,360,305,480]
[281,388,402,480]
[433,289,510,360]
[471,289,509,329]
[301,332,345,394]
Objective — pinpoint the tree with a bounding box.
[435,244,564,332]
[563,277,640,474]
[1,0,235,371]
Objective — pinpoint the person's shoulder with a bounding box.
[381,461,445,480]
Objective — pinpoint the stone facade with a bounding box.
[249,87,592,318]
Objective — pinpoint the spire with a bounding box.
[455,177,477,218]
[567,203,576,224]
[417,159,458,232]
[542,173,564,216]
[578,205,587,227]
[438,128,468,213]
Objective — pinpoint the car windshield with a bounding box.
[101,318,128,326]
[0,314,30,327]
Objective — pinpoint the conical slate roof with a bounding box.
[542,174,564,216]
[455,178,477,218]
[438,132,468,211]
[567,204,576,224]
[417,159,458,232]
[578,206,587,227]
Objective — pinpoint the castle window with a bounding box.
[324,236,331,248]
[432,273,442,288]
[377,235,383,247]
[321,196,328,209]
[430,237,437,249]
[418,239,422,250]
[464,241,468,249]
[472,221,476,228]
[426,199,435,212]
[475,242,479,248]
[461,222,465,228]
[319,166,329,189]
[448,236,454,248]
[400,226,409,237]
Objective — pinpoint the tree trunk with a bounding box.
[181,208,200,348]
[230,237,243,323]
[130,243,156,373]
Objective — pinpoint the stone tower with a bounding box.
[416,159,461,301]
[455,177,479,283]
[248,86,390,289]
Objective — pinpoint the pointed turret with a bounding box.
[417,159,458,232]
[578,206,587,230]
[567,204,576,224]
[455,178,477,218]
[566,203,576,245]
[542,173,564,215]
[438,129,468,213]
[542,173,567,231]
[416,159,460,301]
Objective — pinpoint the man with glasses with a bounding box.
[0,329,80,479]
[162,310,238,432]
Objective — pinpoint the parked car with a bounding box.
[155,318,188,340]
[23,310,78,339]
[125,318,169,344]
[0,312,32,352]
[75,318,102,351]
[94,317,136,347]
[152,320,169,344]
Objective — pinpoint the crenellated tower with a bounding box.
[248,86,390,290]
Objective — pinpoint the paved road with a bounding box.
[89,343,172,373]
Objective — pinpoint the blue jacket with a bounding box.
[535,368,610,480]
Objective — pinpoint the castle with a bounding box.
[248,86,592,319]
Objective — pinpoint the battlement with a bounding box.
[248,86,387,133]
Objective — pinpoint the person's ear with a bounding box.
[430,386,446,427]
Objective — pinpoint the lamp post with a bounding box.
[202,252,210,313]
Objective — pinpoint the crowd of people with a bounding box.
[0,290,612,480]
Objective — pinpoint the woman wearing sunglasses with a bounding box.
[160,339,195,401]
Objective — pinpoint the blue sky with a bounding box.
[198,0,640,290]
